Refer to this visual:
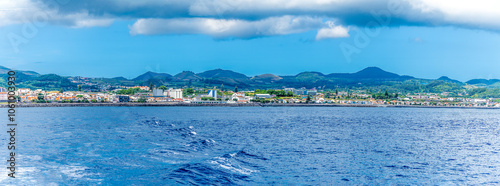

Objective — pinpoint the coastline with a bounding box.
[2,102,499,109]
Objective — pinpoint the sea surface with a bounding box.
[1,107,500,185]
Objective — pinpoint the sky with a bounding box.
[1,0,500,81]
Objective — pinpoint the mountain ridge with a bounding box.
[466,79,500,85]
[132,71,172,81]
[327,67,413,79]
[2,65,498,92]
[173,71,202,81]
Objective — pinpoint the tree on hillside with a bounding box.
[149,82,154,91]
[38,93,44,101]
[78,85,82,91]
[158,85,168,90]
[59,88,63,93]
[117,88,141,95]
[234,86,238,92]
[186,88,194,95]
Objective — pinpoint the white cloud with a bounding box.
[316,22,350,40]
[0,0,114,28]
[171,0,500,33]
[407,0,500,30]
[0,0,40,26]
[130,16,329,39]
[2,0,500,38]
[187,0,354,17]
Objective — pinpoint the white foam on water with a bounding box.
[58,165,102,182]
[0,155,45,185]
[210,157,258,175]
[60,166,87,178]
[24,155,43,161]
[151,142,166,146]
[201,139,216,146]
[149,148,183,155]
[0,165,40,185]
[143,149,190,164]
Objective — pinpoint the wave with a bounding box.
[137,117,269,185]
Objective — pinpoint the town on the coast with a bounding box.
[3,66,500,108]
[5,85,500,108]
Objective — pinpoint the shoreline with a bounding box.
[1,102,499,109]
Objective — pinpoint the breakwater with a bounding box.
[1,102,261,108]
[1,102,499,109]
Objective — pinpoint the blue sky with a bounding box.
[1,0,500,81]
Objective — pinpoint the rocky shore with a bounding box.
[2,102,499,109]
[1,102,260,108]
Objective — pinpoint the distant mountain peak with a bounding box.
[356,67,389,74]
[466,78,500,85]
[252,73,283,82]
[438,76,462,84]
[296,71,324,76]
[254,73,280,77]
[173,71,201,81]
[353,67,402,79]
[133,71,172,81]
[197,69,248,79]
[0,65,11,70]
[438,76,455,81]
[361,66,383,71]
[325,67,413,80]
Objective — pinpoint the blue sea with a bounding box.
[1,107,500,185]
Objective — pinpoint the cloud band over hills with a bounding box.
[2,0,500,39]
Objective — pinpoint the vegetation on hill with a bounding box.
[1,65,500,98]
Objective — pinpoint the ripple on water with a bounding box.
[6,107,500,185]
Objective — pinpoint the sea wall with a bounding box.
[1,102,498,109]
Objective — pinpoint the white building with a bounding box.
[152,88,164,97]
[231,92,253,102]
[232,92,245,100]
[0,92,7,101]
[293,88,307,95]
[255,94,271,99]
[167,89,183,99]
[284,88,295,93]
[307,90,317,95]
[17,88,31,94]
[208,90,217,99]
[473,99,487,103]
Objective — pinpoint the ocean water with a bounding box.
[1,107,500,185]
